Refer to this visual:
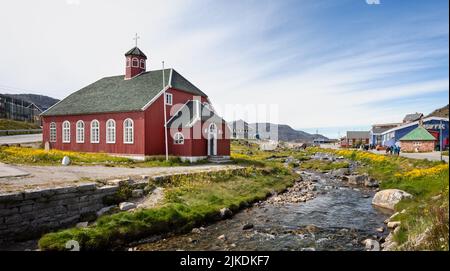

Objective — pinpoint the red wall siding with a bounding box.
[42,111,145,155]
[143,87,207,156]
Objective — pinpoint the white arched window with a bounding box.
[140,59,145,69]
[90,120,100,143]
[126,57,131,67]
[49,122,57,142]
[106,119,116,144]
[76,120,85,143]
[62,121,70,143]
[174,132,184,144]
[123,118,134,144]
[132,58,139,68]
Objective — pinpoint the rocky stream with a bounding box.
[133,154,393,251]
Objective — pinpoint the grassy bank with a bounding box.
[311,147,449,250]
[0,146,191,167]
[0,118,40,130]
[38,167,296,250]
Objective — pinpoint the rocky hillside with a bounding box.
[249,123,328,142]
[427,104,449,118]
[4,94,59,111]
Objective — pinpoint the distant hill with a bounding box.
[4,94,59,111]
[427,104,449,118]
[249,122,329,142]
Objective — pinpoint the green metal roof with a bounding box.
[399,126,436,141]
[124,47,147,58]
[42,69,207,116]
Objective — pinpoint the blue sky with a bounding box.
[0,0,448,138]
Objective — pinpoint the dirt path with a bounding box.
[0,164,240,193]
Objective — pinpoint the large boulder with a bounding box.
[372,189,413,210]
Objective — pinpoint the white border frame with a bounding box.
[123,118,134,144]
[90,119,100,144]
[62,120,71,143]
[76,120,85,143]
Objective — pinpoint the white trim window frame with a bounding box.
[126,57,131,67]
[90,120,100,144]
[76,120,85,143]
[165,93,173,105]
[123,118,134,144]
[106,119,116,144]
[132,58,139,68]
[49,122,57,142]
[174,132,184,145]
[140,59,145,69]
[62,121,71,143]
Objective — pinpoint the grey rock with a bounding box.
[242,223,254,230]
[387,221,401,229]
[119,202,136,211]
[96,205,115,216]
[347,174,368,185]
[61,156,71,166]
[372,189,413,210]
[363,239,380,251]
[76,222,89,228]
[219,208,233,218]
[132,189,144,198]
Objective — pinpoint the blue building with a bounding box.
[379,117,449,150]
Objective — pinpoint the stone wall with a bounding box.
[0,167,242,245]
[0,183,121,244]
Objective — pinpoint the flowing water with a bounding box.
[135,169,392,251]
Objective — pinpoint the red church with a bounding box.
[41,46,230,162]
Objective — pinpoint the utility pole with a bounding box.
[162,61,169,161]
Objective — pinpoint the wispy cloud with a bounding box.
[0,0,448,137]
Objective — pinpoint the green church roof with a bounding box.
[399,126,436,141]
[42,69,207,116]
[124,47,147,59]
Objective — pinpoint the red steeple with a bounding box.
[124,46,147,80]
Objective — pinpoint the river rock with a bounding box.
[191,228,202,234]
[363,239,380,251]
[76,222,89,228]
[242,223,254,230]
[218,234,226,241]
[347,174,368,185]
[376,227,385,233]
[334,168,350,176]
[132,189,144,198]
[364,178,379,188]
[61,156,71,166]
[372,189,413,210]
[219,208,233,219]
[96,205,116,217]
[387,221,401,229]
[119,202,136,211]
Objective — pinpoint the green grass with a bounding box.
[38,167,296,250]
[0,118,40,130]
[299,160,349,172]
[0,119,41,136]
[0,146,193,167]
